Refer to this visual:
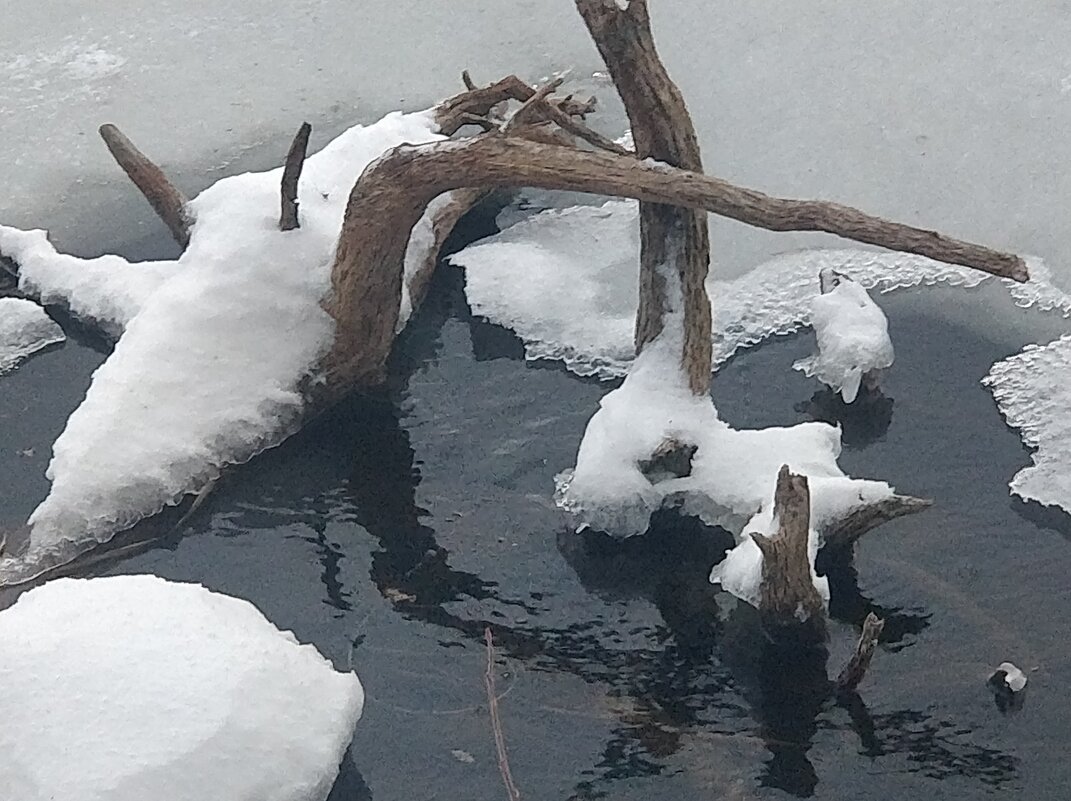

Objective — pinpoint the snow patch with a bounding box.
[1004,256,1071,318]
[0,575,363,801]
[983,334,1071,511]
[792,271,894,403]
[0,297,65,373]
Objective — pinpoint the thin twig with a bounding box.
[461,70,478,91]
[532,98,632,155]
[505,76,564,131]
[484,627,521,801]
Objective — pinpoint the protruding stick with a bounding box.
[98,124,191,249]
[485,627,522,801]
[280,122,312,231]
[836,612,885,691]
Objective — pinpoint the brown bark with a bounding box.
[280,122,312,231]
[836,612,885,691]
[822,494,932,550]
[322,133,1027,393]
[749,466,826,629]
[434,74,595,137]
[98,124,191,249]
[576,0,712,395]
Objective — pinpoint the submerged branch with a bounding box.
[280,122,312,231]
[98,124,191,249]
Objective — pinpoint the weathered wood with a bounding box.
[98,124,191,249]
[822,494,933,550]
[836,612,885,691]
[323,134,1028,393]
[435,74,595,137]
[576,0,712,395]
[750,467,826,629]
[280,122,312,231]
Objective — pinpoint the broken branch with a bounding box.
[98,124,191,249]
[280,122,312,231]
[836,612,885,692]
[822,494,933,550]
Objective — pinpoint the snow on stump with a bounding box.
[793,268,894,403]
[0,575,364,801]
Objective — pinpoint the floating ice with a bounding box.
[792,270,894,403]
[983,334,1071,511]
[0,574,364,801]
[1003,256,1071,318]
[0,297,65,373]
[0,110,445,585]
[452,198,989,378]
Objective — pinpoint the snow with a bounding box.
[792,271,895,403]
[452,199,988,379]
[0,574,363,801]
[983,335,1071,512]
[0,110,445,586]
[997,662,1028,692]
[0,297,64,373]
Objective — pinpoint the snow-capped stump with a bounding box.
[0,297,64,374]
[0,575,364,801]
[793,268,894,404]
[987,661,1028,712]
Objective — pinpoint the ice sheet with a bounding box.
[0,297,65,373]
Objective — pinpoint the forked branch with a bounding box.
[98,124,191,249]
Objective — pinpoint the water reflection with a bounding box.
[795,387,895,449]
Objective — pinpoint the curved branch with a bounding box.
[98,124,191,249]
[280,122,312,231]
[822,494,933,550]
[323,133,1028,393]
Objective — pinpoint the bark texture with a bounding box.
[576,0,712,394]
[749,466,827,630]
[836,612,885,691]
[98,124,191,249]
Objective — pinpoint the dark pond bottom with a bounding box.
[3,244,1071,799]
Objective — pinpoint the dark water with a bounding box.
[4,233,1071,799]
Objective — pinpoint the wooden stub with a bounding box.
[749,466,827,633]
[98,124,191,249]
[280,122,312,231]
[576,0,713,395]
[836,612,885,691]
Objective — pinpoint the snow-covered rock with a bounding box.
[793,270,894,403]
[0,575,364,801]
[0,297,65,373]
[0,109,449,586]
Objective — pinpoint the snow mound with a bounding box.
[792,271,894,403]
[0,297,64,373]
[452,198,989,378]
[0,226,176,336]
[554,267,897,545]
[983,334,1071,511]
[0,110,444,586]
[0,574,363,801]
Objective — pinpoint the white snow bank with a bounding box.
[451,198,989,378]
[792,271,894,403]
[0,110,444,586]
[0,574,363,801]
[0,297,64,373]
[0,226,176,336]
[983,334,1071,512]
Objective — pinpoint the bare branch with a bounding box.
[836,612,885,691]
[505,77,564,131]
[822,494,933,550]
[531,99,632,155]
[98,124,191,249]
[280,122,312,231]
[461,69,478,91]
[484,627,522,801]
[435,74,597,137]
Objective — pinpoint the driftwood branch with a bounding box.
[323,134,1028,392]
[822,494,933,550]
[98,124,191,249]
[749,466,826,632]
[836,612,885,691]
[484,627,522,801]
[280,122,312,231]
[576,0,712,394]
[435,74,595,137]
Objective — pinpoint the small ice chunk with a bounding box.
[0,575,364,801]
[0,297,64,373]
[793,270,894,403]
[983,334,1071,511]
[1003,256,1071,318]
[995,661,1028,692]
